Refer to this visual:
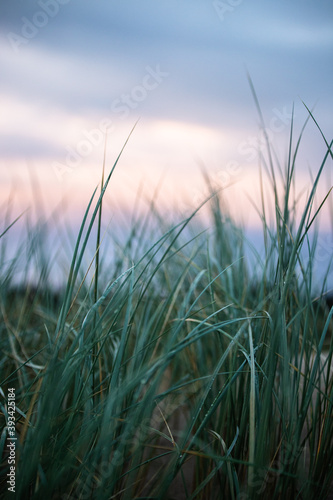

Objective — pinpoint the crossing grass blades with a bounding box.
[1,96,333,499]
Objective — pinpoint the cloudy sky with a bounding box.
[1,0,332,229]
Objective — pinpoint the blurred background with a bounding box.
[0,0,332,286]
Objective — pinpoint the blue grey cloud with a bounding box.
[0,0,332,159]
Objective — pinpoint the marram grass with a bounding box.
[1,108,333,500]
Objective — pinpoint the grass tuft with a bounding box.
[0,107,332,499]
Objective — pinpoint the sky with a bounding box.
[0,0,333,233]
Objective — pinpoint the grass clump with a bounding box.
[0,105,333,500]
